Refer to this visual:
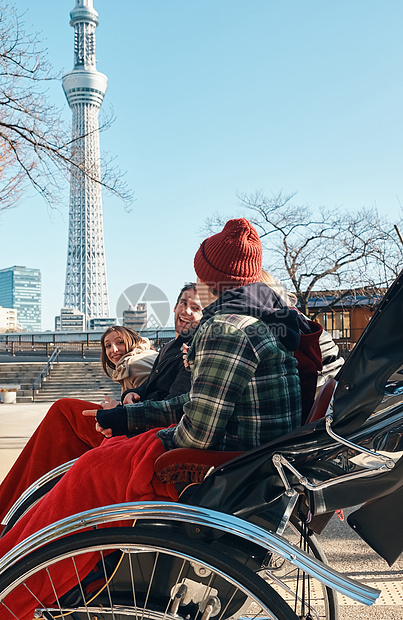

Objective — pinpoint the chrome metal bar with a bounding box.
[34,605,179,618]
[325,414,396,468]
[201,596,219,620]
[273,453,392,494]
[170,584,188,615]
[1,459,78,526]
[0,502,380,606]
[270,405,398,499]
[275,489,299,536]
[272,454,293,494]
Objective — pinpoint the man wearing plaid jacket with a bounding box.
[96,218,302,451]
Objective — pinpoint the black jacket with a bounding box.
[121,335,191,404]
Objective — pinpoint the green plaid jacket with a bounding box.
[126,312,301,451]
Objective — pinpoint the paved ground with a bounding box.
[0,401,402,618]
[320,509,403,619]
[0,401,51,482]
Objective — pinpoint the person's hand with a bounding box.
[181,343,190,369]
[123,392,141,405]
[82,409,113,438]
[99,395,119,409]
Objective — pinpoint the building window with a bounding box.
[313,311,351,339]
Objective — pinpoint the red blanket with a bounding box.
[0,428,178,620]
[0,398,103,523]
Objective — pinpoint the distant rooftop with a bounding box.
[307,287,386,309]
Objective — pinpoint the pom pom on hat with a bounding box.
[194,218,262,291]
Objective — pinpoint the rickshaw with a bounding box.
[0,271,402,619]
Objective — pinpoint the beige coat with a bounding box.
[111,347,158,392]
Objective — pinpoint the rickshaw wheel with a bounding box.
[0,526,298,620]
[257,516,339,620]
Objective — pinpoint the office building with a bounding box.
[0,266,41,331]
[89,317,116,330]
[123,303,147,331]
[55,307,86,331]
[0,306,21,332]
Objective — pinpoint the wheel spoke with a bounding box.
[259,519,336,619]
[71,555,92,620]
[127,549,140,620]
[99,549,116,620]
[0,526,299,619]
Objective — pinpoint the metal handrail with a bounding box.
[32,347,61,401]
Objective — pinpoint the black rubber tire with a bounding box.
[0,526,299,620]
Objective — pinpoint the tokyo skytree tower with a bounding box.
[62,0,109,321]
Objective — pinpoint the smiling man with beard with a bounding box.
[119,283,203,407]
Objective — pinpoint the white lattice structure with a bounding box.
[62,0,109,322]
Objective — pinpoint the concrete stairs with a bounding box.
[0,361,121,403]
[0,362,44,403]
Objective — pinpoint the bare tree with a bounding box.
[0,2,133,211]
[204,190,403,315]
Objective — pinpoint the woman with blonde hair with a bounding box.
[0,326,158,524]
[260,269,298,306]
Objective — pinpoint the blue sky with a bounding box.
[1,0,402,330]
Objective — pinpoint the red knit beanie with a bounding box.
[194,218,262,291]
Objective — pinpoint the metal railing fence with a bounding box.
[32,347,62,401]
[0,328,176,358]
